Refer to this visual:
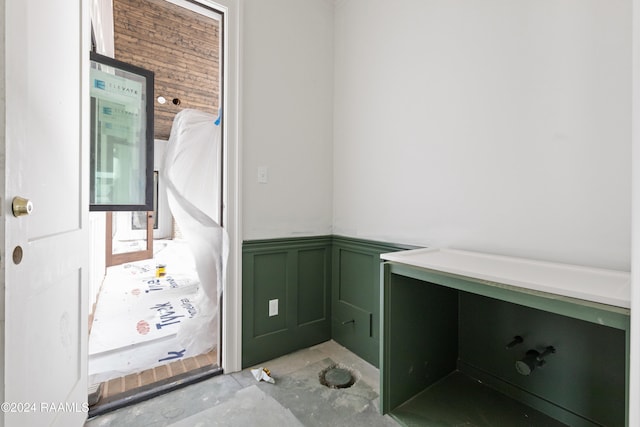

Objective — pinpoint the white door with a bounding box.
[3,0,89,426]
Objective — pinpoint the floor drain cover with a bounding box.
[319,365,356,389]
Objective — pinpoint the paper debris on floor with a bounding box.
[252,367,275,384]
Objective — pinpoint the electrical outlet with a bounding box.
[269,299,278,317]
[258,166,268,184]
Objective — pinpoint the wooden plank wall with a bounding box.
[113,0,220,140]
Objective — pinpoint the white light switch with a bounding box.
[269,299,278,317]
[258,166,268,184]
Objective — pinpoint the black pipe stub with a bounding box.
[319,364,356,389]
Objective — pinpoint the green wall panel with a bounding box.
[252,252,288,337]
[331,237,415,367]
[338,249,374,309]
[298,248,329,326]
[242,237,332,368]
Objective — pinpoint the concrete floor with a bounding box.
[85,340,399,427]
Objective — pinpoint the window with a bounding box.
[89,52,154,211]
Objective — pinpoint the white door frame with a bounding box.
[630,0,640,424]
[94,0,242,373]
[157,0,243,374]
[211,0,242,374]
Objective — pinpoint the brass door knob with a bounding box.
[12,197,33,217]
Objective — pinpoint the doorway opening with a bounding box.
[87,0,226,413]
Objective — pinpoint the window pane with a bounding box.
[89,52,154,211]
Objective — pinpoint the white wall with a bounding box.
[242,0,334,240]
[333,0,632,271]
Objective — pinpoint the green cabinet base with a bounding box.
[381,263,629,427]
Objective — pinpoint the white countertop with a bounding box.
[381,248,631,309]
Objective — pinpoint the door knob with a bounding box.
[12,197,33,217]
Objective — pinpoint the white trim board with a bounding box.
[629,0,640,424]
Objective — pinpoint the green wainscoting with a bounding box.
[242,235,413,368]
[242,236,332,368]
[331,236,413,367]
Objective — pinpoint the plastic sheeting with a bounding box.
[88,241,204,383]
[162,108,229,360]
[87,110,227,384]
